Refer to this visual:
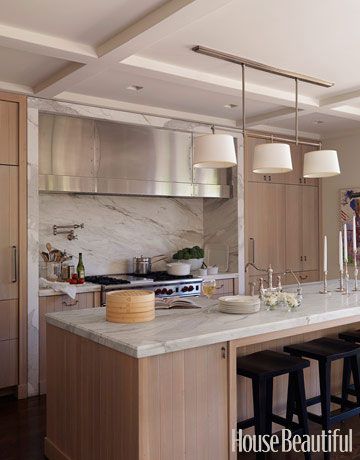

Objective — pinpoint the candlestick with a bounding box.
[337,269,345,292]
[354,247,359,292]
[319,271,330,294]
[323,235,327,273]
[339,230,343,272]
[344,260,350,295]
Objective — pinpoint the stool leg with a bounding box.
[265,377,273,435]
[286,372,296,423]
[294,370,311,460]
[350,354,360,407]
[252,377,267,460]
[341,357,351,411]
[318,360,331,460]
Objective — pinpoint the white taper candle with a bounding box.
[353,215,357,253]
[339,230,343,271]
[323,235,327,272]
[344,223,348,262]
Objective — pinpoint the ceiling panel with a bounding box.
[70,65,283,119]
[137,0,360,98]
[0,0,167,46]
[0,45,67,87]
[270,112,360,136]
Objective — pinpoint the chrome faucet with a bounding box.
[245,262,276,293]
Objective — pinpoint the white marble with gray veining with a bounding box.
[46,280,360,358]
[39,194,204,275]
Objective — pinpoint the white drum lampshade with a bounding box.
[303,149,340,178]
[253,143,293,174]
[193,134,237,168]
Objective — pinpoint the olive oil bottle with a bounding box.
[77,253,85,280]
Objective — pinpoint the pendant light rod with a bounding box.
[192,45,334,88]
[295,78,299,145]
[242,64,246,134]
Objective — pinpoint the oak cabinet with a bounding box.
[0,100,19,166]
[0,92,26,395]
[246,182,286,275]
[285,185,319,272]
[39,291,101,394]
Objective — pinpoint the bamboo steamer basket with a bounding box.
[106,290,155,323]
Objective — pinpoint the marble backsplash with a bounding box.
[39,194,204,275]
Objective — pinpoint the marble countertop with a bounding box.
[39,283,101,297]
[45,280,360,358]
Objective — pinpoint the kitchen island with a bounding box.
[45,281,360,460]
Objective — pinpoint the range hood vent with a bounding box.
[38,114,232,198]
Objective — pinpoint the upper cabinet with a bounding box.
[0,100,19,166]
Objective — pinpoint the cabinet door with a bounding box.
[302,144,319,187]
[285,185,303,271]
[302,186,319,271]
[0,100,19,166]
[244,136,269,182]
[246,182,286,275]
[0,166,18,300]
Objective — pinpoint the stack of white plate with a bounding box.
[218,295,260,314]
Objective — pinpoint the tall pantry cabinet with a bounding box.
[245,135,320,292]
[0,92,27,398]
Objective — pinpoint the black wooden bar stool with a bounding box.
[338,330,360,402]
[237,350,311,460]
[284,337,360,458]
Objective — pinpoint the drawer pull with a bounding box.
[216,284,224,290]
[62,299,79,307]
[221,346,227,359]
[299,275,308,281]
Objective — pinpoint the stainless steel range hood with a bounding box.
[38,114,232,198]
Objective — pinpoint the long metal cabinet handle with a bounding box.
[12,245,17,283]
[250,238,255,263]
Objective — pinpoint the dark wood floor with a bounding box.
[1,395,360,459]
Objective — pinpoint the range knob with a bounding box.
[161,288,167,295]
[167,289,174,295]
[155,288,162,295]
[188,285,194,292]
[182,286,188,292]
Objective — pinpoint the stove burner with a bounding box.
[85,275,130,286]
[130,271,194,282]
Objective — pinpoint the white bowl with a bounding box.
[166,262,191,276]
[207,266,219,275]
[178,258,204,271]
[197,268,208,276]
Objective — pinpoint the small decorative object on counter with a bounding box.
[173,246,204,271]
[106,290,155,323]
[263,291,299,312]
[207,265,219,275]
[77,253,85,281]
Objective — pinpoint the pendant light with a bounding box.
[303,145,340,178]
[193,125,237,168]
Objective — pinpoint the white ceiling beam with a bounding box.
[121,56,319,110]
[0,80,33,95]
[244,107,296,127]
[0,23,97,63]
[319,88,360,109]
[34,0,233,98]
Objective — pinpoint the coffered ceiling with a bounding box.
[1,0,360,137]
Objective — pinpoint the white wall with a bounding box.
[323,132,360,278]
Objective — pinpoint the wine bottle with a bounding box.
[77,253,85,280]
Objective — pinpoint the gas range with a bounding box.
[85,272,203,306]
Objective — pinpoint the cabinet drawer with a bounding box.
[0,338,18,388]
[0,299,18,340]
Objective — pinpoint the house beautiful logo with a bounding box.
[232,429,353,454]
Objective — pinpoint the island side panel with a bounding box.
[138,342,229,460]
[45,324,140,460]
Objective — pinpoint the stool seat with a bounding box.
[339,330,360,342]
[284,337,360,361]
[237,350,309,378]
